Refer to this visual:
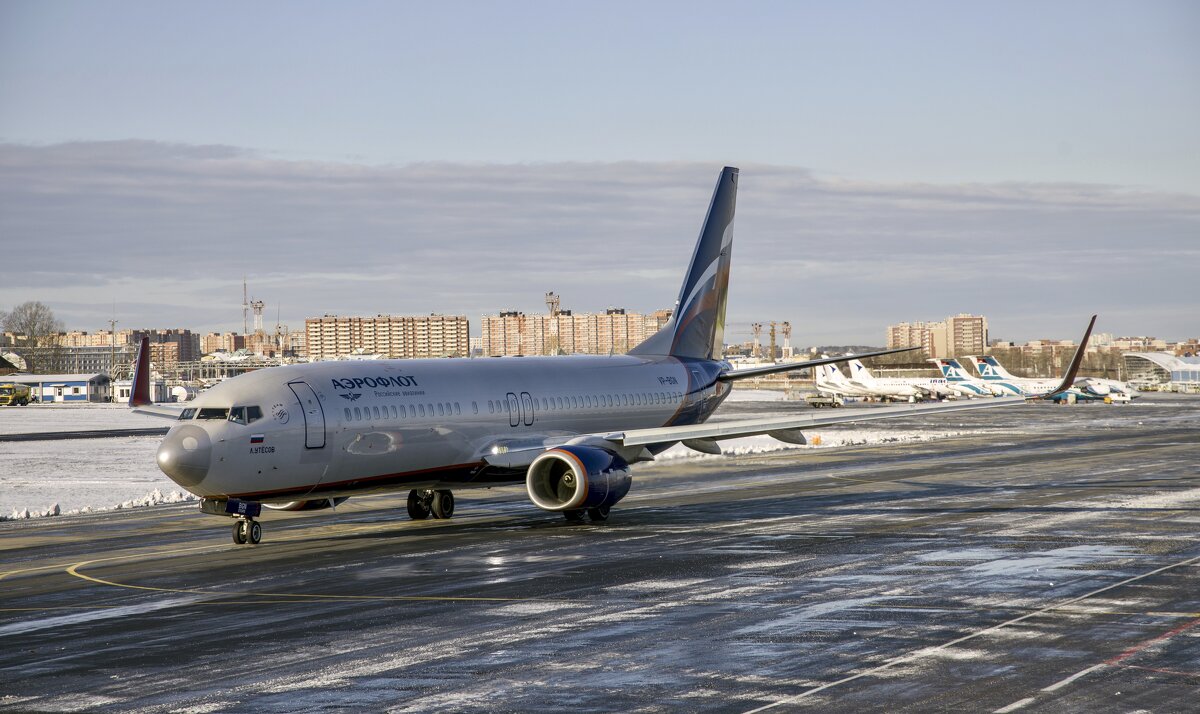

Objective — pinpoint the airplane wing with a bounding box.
[600,315,1096,455]
[606,397,1025,449]
[717,346,917,381]
[482,316,1096,468]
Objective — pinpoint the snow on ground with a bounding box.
[0,436,195,520]
[0,403,162,434]
[655,428,982,461]
[723,389,788,402]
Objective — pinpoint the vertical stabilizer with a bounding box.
[629,167,738,360]
[847,359,875,384]
[970,355,1016,380]
[129,336,152,407]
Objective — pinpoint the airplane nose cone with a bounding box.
[157,424,212,487]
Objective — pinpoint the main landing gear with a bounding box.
[407,489,455,520]
[563,506,609,523]
[232,517,262,545]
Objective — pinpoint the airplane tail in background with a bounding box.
[847,359,876,383]
[932,358,970,382]
[970,355,1018,381]
[629,167,738,361]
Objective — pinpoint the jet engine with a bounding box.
[526,445,632,512]
[265,497,349,511]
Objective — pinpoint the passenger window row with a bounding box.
[484,391,683,414]
[344,401,465,423]
[339,390,687,425]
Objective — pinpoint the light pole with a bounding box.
[108,317,118,402]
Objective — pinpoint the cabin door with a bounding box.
[287,381,326,449]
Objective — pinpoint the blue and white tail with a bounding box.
[931,358,970,382]
[630,167,738,361]
[970,355,1017,381]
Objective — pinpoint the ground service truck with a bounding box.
[0,383,31,406]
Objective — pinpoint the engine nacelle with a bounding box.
[526,445,632,512]
[265,497,349,511]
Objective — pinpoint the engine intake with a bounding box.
[526,445,632,512]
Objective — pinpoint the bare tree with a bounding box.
[3,301,65,372]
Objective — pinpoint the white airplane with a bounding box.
[846,359,954,401]
[929,358,1004,398]
[1075,376,1139,401]
[130,167,1095,544]
[967,355,1103,402]
[813,363,872,398]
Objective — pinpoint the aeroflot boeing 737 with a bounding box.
[131,167,1095,544]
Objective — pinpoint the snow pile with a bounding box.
[3,488,198,522]
[655,428,983,461]
[114,487,199,510]
[6,503,60,520]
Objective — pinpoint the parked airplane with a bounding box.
[131,167,1094,544]
[930,358,1003,397]
[813,363,873,398]
[968,355,1102,401]
[846,359,955,401]
[1076,376,1139,401]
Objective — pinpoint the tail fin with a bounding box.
[629,166,738,361]
[929,358,954,379]
[129,336,152,407]
[824,363,852,386]
[847,359,875,383]
[976,355,1017,380]
[931,358,970,382]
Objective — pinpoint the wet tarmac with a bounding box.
[1,395,1198,712]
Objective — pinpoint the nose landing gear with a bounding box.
[232,518,262,545]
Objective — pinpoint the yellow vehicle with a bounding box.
[0,383,31,406]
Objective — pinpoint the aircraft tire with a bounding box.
[563,509,586,522]
[587,506,610,523]
[431,490,455,519]
[407,490,432,520]
[232,521,248,545]
[248,521,262,544]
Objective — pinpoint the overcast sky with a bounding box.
[1,1,1197,344]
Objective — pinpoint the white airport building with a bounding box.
[1122,353,1200,393]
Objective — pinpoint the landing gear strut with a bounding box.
[232,518,262,545]
[563,506,610,523]
[407,489,455,520]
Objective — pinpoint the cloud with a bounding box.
[1,140,1196,342]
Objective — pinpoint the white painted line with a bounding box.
[994,696,1037,713]
[0,595,208,638]
[1041,663,1108,692]
[742,554,1200,713]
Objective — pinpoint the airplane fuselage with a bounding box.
[156,355,731,504]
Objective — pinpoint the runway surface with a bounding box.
[2,396,1198,712]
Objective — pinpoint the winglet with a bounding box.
[129,336,152,407]
[1035,315,1097,400]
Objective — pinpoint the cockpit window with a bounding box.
[229,406,263,425]
[197,407,230,420]
[179,408,196,420]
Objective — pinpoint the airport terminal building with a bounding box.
[1123,352,1200,393]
